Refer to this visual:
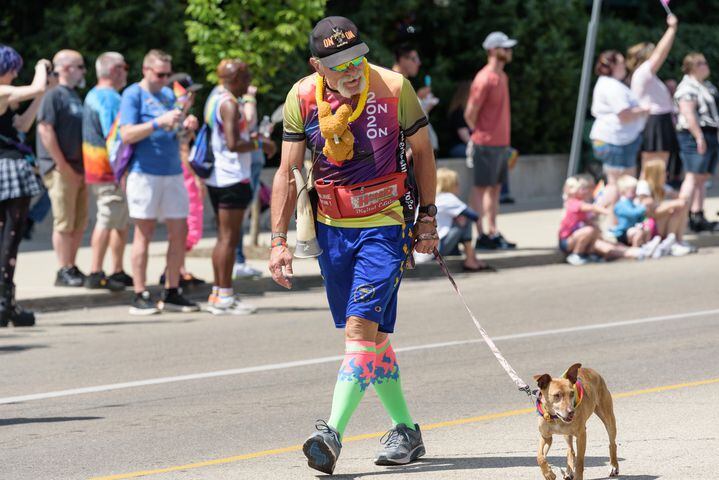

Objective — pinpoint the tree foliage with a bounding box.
[328,0,587,154]
[1,0,199,87]
[3,0,719,156]
[185,0,325,89]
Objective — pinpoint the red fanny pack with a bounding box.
[314,172,408,219]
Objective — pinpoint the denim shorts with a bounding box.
[592,136,642,170]
[677,129,719,175]
[558,238,570,253]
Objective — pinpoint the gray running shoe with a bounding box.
[302,420,341,474]
[374,423,426,465]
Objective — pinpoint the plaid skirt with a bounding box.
[0,156,42,202]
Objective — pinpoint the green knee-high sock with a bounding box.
[373,337,415,429]
[327,340,376,439]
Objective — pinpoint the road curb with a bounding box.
[24,250,564,313]
[22,233,719,313]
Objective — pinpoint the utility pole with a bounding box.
[567,0,603,178]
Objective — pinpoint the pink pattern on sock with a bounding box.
[338,341,376,391]
[374,342,399,383]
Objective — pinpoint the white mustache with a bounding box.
[336,73,366,98]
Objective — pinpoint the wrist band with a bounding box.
[271,237,287,248]
[152,119,160,131]
[271,232,288,240]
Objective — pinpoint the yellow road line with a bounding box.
[89,376,719,480]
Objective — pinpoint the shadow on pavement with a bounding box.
[57,318,199,327]
[331,455,630,479]
[0,344,48,354]
[0,416,103,426]
[257,306,329,314]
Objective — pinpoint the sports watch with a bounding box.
[418,204,437,217]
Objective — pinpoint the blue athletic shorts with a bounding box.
[317,223,413,334]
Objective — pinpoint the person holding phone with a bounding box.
[0,45,55,326]
[118,49,200,315]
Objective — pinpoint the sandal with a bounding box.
[462,263,496,272]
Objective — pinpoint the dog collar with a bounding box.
[536,379,584,421]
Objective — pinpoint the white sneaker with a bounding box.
[232,262,263,279]
[207,296,257,316]
[652,234,676,259]
[639,235,662,259]
[670,242,693,256]
[413,252,434,264]
[566,253,589,266]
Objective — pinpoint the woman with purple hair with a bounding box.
[0,45,54,327]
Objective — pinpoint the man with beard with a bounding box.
[269,16,438,475]
[37,50,88,287]
[465,32,518,250]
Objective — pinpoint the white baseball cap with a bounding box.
[482,31,518,50]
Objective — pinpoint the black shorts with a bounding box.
[207,181,252,212]
[470,144,509,187]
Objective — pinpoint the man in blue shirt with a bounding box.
[119,49,199,315]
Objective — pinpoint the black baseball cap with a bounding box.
[168,73,203,92]
[309,16,369,69]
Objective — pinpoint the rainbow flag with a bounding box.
[105,115,121,153]
[173,81,187,99]
[173,81,189,109]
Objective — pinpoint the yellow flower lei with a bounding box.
[315,58,370,123]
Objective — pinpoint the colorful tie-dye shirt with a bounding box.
[282,64,428,228]
[82,86,121,184]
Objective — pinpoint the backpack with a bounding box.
[188,92,224,179]
[188,123,214,179]
[105,114,134,183]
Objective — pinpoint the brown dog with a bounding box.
[533,363,619,480]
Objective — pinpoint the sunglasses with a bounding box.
[116,63,130,72]
[330,56,365,72]
[70,64,86,71]
[146,67,172,78]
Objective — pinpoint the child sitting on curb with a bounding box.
[637,159,694,257]
[559,175,610,265]
[612,175,656,249]
[419,168,493,271]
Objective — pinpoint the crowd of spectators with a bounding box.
[1,14,717,325]
[0,44,276,324]
[560,14,714,266]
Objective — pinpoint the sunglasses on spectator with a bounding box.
[330,56,365,72]
[70,64,86,71]
[696,61,708,66]
[147,68,172,78]
[115,63,130,72]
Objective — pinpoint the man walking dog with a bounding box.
[269,16,438,475]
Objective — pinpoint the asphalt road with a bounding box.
[2,251,719,480]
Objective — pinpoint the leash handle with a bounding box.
[432,247,537,405]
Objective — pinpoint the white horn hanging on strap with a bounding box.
[291,166,323,258]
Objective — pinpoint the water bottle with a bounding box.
[259,115,272,139]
